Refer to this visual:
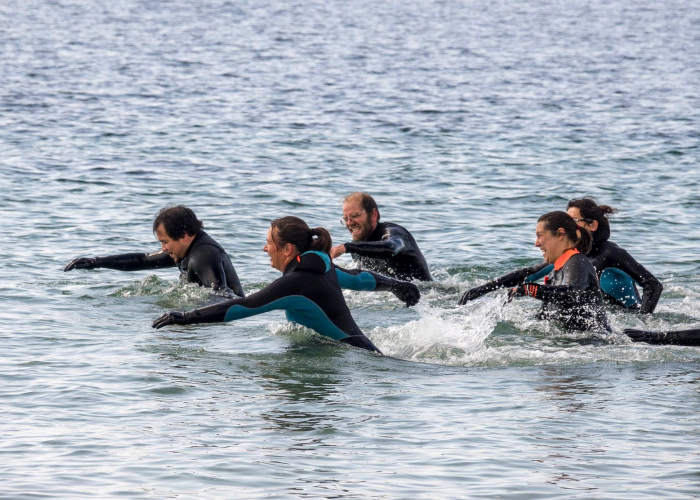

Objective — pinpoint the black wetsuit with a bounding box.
[587,224,662,313]
[459,225,662,314]
[343,222,432,281]
[525,250,610,332]
[461,250,608,331]
[152,251,380,353]
[66,230,244,297]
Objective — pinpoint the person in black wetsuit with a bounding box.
[462,212,609,332]
[64,205,245,298]
[566,197,663,314]
[152,216,382,353]
[329,192,432,281]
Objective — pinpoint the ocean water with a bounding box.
[2,0,700,497]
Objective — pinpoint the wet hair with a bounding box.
[344,192,380,221]
[566,197,617,229]
[152,205,203,240]
[270,216,332,255]
[538,211,593,254]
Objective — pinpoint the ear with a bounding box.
[284,243,294,256]
[370,208,379,225]
[557,228,566,239]
[589,219,599,231]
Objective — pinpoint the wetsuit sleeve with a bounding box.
[94,251,176,271]
[343,226,408,259]
[523,264,590,307]
[605,248,663,314]
[459,262,549,304]
[334,265,420,306]
[187,245,245,297]
[153,276,296,328]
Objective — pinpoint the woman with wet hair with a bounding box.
[460,211,609,332]
[152,216,385,353]
[566,197,662,314]
[504,211,609,331]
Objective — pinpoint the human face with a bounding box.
[342,198,376,241]
[263,227,294,272]
[155,224,192,262]
[535,221,568,264]
[567,207,598,232]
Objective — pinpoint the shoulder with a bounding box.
[565,252,594,270]
[599,240,632,260]
[188,240,223,268]
[295,251,332,274]
[380,222,411,237]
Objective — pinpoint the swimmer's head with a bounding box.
[265,216,332,271]
[566,197,617,232]
[153,205,202,262]
[341,192,379,241]
[536,211,593,263]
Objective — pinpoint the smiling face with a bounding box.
[535,221,570,264]
[263,227,295,272]
[342,196,377,242]
[155,223,193,262]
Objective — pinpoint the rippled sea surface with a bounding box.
[2,0,700,498]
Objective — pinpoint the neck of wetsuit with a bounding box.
[181,230,202,260]
[554,248,579,271]
[367,222,383,241]
[593,223,610,246]
[282,254,301,276]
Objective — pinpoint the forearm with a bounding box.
[182,299,242,325]
[344,236,407,259]
[640,282,663,314]
[488,263,551,289]
[97,251,174,271]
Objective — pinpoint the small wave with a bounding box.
[109,276,228,308]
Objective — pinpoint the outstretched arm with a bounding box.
[65,251,175,272]
[459,262,550,305]
[152,276,292,329]
[508,262,589,307]
[334,266,420,306]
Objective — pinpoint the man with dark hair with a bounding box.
[330,193,432,281]
[64,205,245,297]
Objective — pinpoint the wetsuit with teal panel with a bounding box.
[586,224,662,313]
[334,266,420,306]
[459,224,662,313]
[458,261,551,305]
[510,249,609,332]
[152,251,381,353]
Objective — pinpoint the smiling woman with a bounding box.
[153,216,382,353]
[460,211,609,332]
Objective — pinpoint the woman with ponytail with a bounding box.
[506,211,609,331]
[566,197,662,314]
[460,212,608,332]
[151,216,382,353]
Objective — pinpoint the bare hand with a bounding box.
[330,244,347,260]
[64,257,98,272]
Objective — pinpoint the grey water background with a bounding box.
[2,0,700,497]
